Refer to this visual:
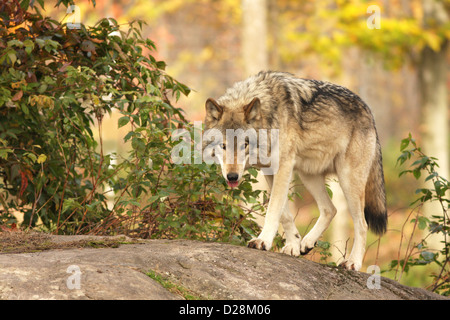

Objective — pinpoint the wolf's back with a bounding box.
[364,136,388,235]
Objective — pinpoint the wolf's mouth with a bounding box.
[227,180,239,188]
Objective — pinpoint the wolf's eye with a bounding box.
[221,143,226,150]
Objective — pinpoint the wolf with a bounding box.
[203,71,387,271]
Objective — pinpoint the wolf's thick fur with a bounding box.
[204,71,387,271]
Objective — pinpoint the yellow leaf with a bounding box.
[92,94,100,106]
[423,31,442,52]
[37,154,47,164]
[11,79,26,89]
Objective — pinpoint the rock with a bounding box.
[0,236,446,300]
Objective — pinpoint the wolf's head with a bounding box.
[204,97,262,130]
[203,97,263,188]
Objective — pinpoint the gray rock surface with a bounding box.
[0,236,446,300]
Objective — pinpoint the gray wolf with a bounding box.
[203,71,387,271]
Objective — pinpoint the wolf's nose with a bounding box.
[227,173,239,182]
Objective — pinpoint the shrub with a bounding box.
[390,134,449,296]
[0,0,263,244]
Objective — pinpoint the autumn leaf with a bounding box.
[58,62,71,72]
[11,79,26,89]
[19,170,29,199]
[12,90,23,101]
[37,154,47,164]
[423,31,442,52]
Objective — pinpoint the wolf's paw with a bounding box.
[339,259,362,271]
[281,234,301,257]
[300,236,317,255]
[281,243,301,257]
[248,238,271,251]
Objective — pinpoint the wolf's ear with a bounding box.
[243,97,261,123]
[205,98,223,121]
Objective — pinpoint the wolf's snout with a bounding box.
[226,172,240,188]
[227,173,239,182]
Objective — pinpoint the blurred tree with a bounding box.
[277,0,449,138]
[418,0,449,250]
[272,0,449,252]
[242,0,269,76]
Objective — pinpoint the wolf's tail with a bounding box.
[364,136,388,235]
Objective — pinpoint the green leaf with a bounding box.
[400,138,410,151]
[38,83,48,93]
[425,172,438,182]
[420,251,435,262]
[416,216,429,230]
[35,38,45,48]
[7,40,23,47]
[131,137,146,154]
[7,51,17,65]
[248,167,258,178]
[123,130,135,142]
[19,0,30,10]
[23,39,34,54]
[25,152,37,162]
[118,116,130,128]
[0,148,13,160]
[20,103,29,115]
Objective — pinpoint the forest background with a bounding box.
[0,0,449,295]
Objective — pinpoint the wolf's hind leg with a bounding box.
[299,173,337,255]
[336,178,367,271]
[336,163,369,271]
[334,133,375,271]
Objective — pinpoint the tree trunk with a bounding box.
[241,0,268,77]
[419,0,449,250]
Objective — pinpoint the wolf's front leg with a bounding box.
[248,160,294,251]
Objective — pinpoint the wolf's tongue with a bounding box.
[227,181,239,188]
